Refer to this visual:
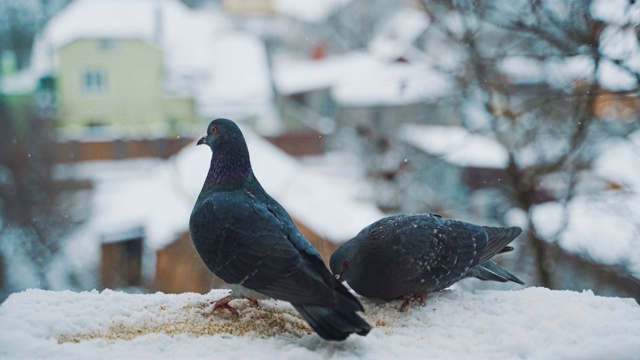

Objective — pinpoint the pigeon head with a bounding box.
[330,243,357,282]
[197,118,255,190]
[197,118,244,148]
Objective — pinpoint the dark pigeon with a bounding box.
[189,118,372,341]
[330,213,524,309]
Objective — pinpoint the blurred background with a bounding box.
[0,0,639,304]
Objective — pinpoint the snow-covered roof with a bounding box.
[2,287,639,358]
[274,52,453,106]
[58,158,190,251]
[0,69,40,94]
[12,0,273,124]
[61,123,383,256]
[532,131,640,278]
[273,55,347,95]
[195,32,274,122]
[274,0,352,23]
[400,124,509,168]
[30,0,222,79]
[592,130,640,190]
[368,7,429,61]
[532,192,640,278]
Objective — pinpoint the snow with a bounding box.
[499,55,596,89]
[0,69,40,94]
[30,0,222,78]
[598,58,639,91]
[274,0,352,23]
[532,132,640,278]
[400,124,509,168]
[274,52,453,106]
[273,4,448,106]
[593,130,640,190]
[532,194,640,278]
[1,287,639,359]
[591,0,640,25]
[195,32,274,124]
[274,55,352,95]
[368,7,430,61]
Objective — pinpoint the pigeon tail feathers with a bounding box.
[479,226,522,263]
[292,304,372,341]
[471,260,525,285]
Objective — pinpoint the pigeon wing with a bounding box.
[191,190,360,311]
[398,217,488,283]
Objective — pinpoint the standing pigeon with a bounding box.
[189,118,371,341]
[330,213,524,310]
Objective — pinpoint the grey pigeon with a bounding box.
[330,213,524,309]
[189,118,372,341]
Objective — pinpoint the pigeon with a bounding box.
[330,213,524,309]
[189,118,372,341]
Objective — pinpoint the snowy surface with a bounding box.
[1,287,639,359]
[400,124,509,168]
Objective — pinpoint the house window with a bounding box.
[81,67,107,95]
[98,38,120,52]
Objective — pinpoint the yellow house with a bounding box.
[56,38,196,135]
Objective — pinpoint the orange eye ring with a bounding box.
[210,125,217,134]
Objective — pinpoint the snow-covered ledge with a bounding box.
[1,288,638,359]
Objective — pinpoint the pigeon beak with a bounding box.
[197,136,206,146]
[334,273,342,281]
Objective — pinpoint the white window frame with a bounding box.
[81,67,107,95]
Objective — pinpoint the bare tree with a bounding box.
[0,91,81,298]
[415,0,640,286]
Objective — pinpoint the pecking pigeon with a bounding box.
[330,213,524,309]
[189,118,371,341]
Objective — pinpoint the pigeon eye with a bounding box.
[210,125,218,134]
[342,260,350,268]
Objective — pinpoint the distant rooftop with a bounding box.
[400,124,509,169]
[274,52,453,106]
[274,0,352,23]
[5,0,274,125]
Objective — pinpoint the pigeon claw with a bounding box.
[244,296,260,308]
[200,295,239,317]
[202,295,260,317]
[400,294,426,312]
[213,295,240,316]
